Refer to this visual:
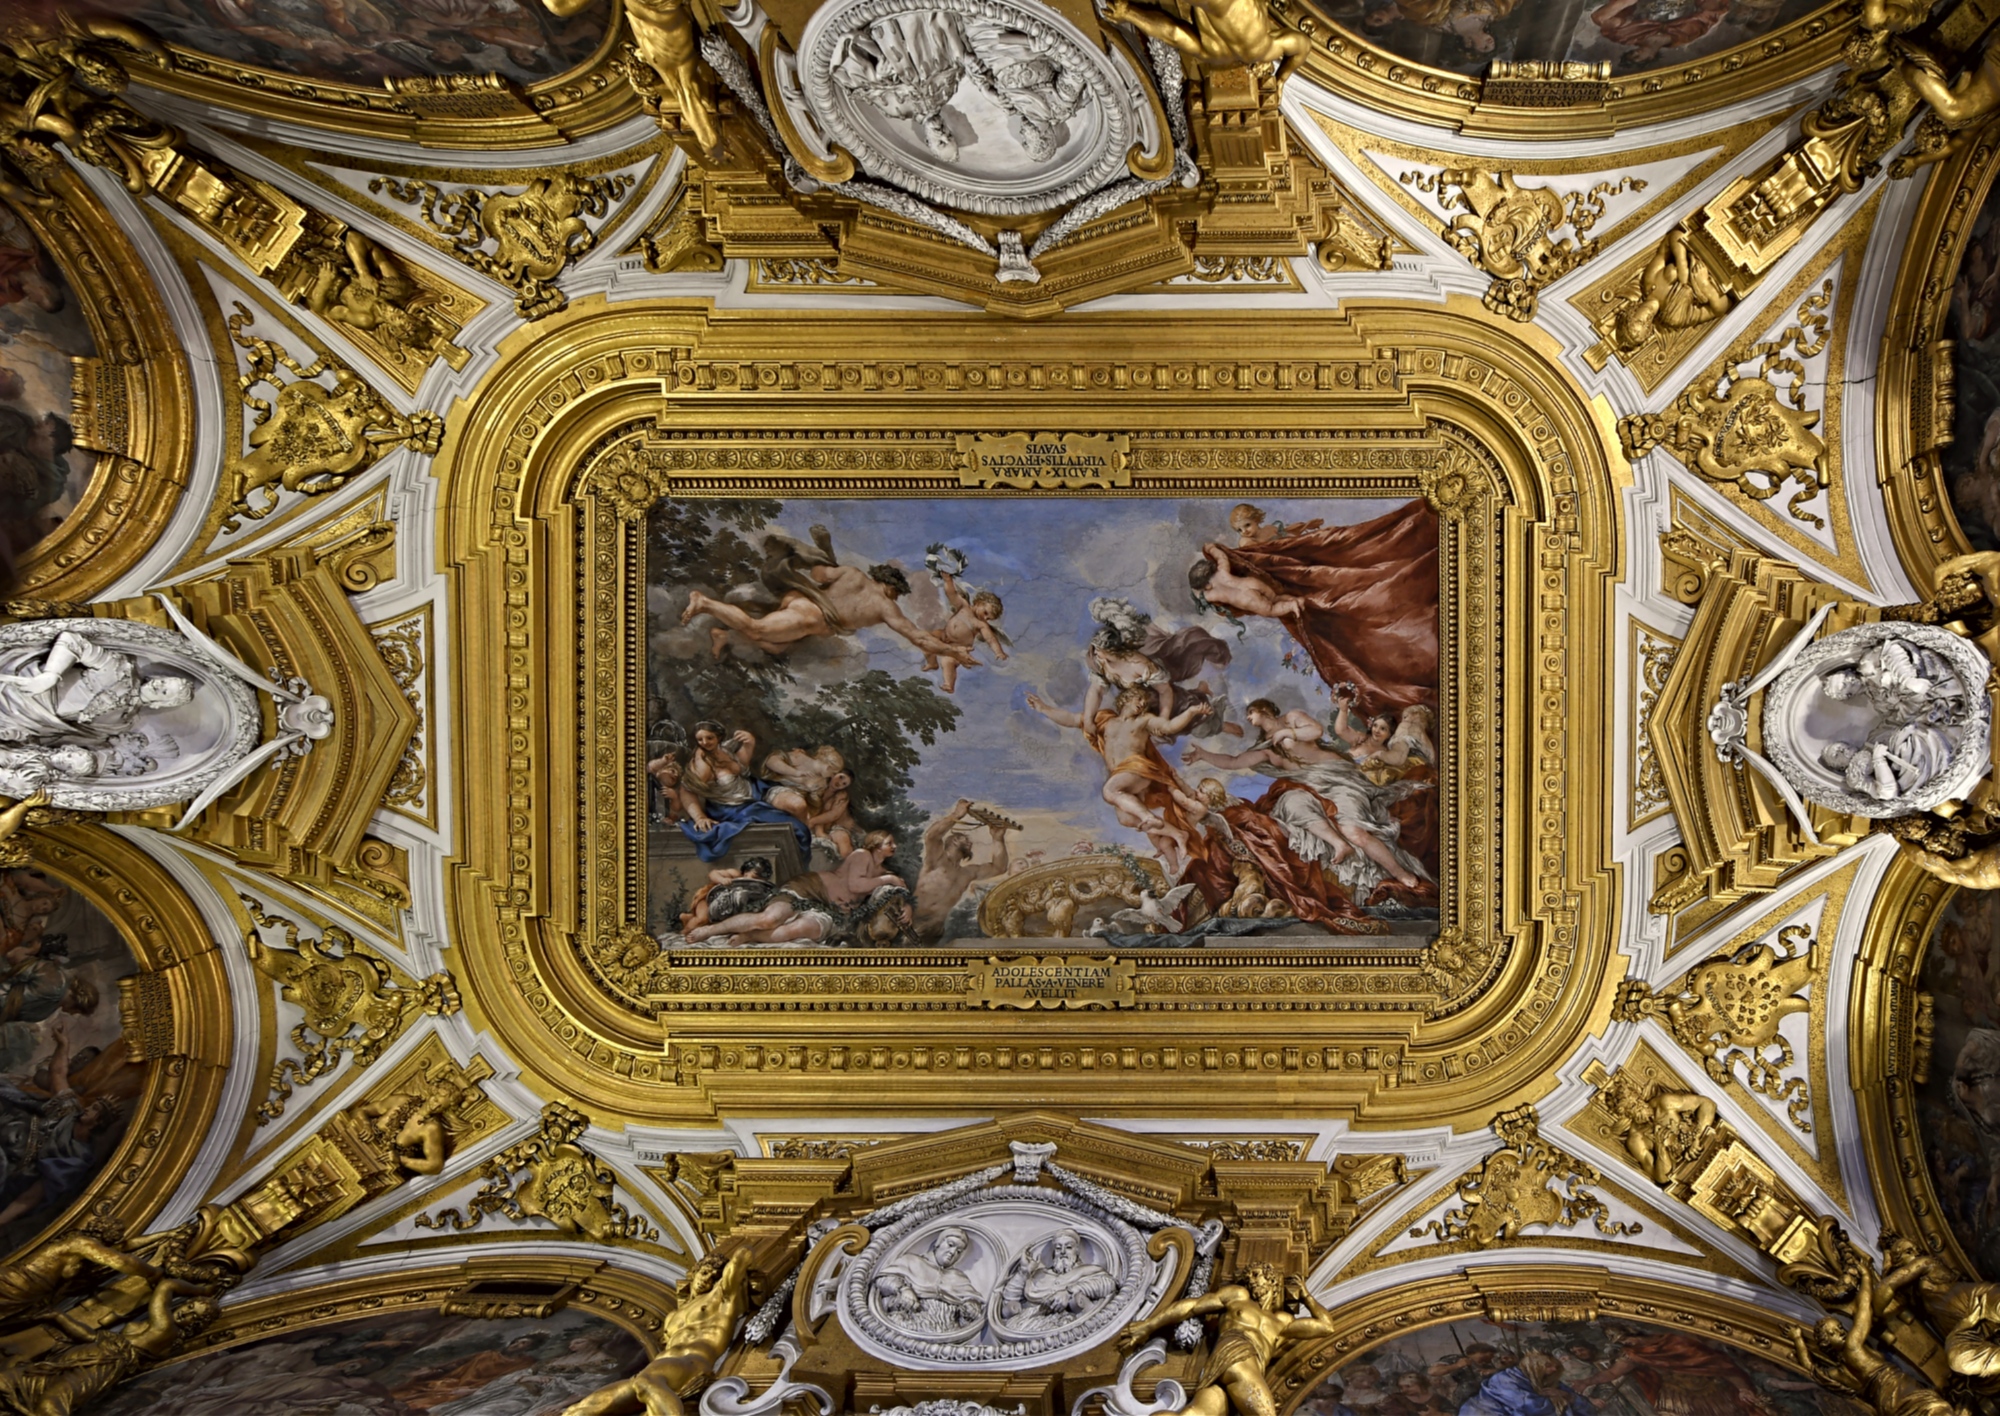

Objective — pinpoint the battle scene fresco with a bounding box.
[0,200,96,574]
[0,867,136,1257]
[1293,1314,1868,1415]
[1918,887,2000,1279]
[12,0,609,87]
[1315,0,1826,78]
[645,495,1442,947]
[1942,174,2000,553]
[92,1305,647,1416]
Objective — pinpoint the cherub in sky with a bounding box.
[920,569,1008,694]
[1027,685,1211,876]
[1188,544,1305,620]
[1230,503,1323,546]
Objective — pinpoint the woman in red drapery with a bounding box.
[1588,0,1730,67]
[1570,1327,1781,1416]
[1187,501,1438,713]
[1181,778,1387,934]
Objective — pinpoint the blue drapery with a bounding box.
[679,779,811,862]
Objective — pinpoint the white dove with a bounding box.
[1090,882,1200,936]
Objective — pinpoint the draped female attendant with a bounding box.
[676,722,811,862]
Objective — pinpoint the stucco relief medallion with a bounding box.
[1760,622,1993,818]
[797,0,1148,216]
[0,619,262,811]
[840,1189,1154,1368]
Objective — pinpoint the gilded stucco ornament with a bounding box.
[534,0,1370,306]
[1621,283,1835,530]
[417,1102,658,1241]
[1113,1263,1335,1416]
[243,897,460,1123]
[1400,169,1641,322]
[1413,1106,1637,1249]
[1614,925,1819,1132]
[369,171,636,319]
[0,17,175,207]
[226,308,445,527]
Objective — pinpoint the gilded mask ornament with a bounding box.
[416,1102,658,1242]
[369,171,636,319]
[227,308,445,527]
[244,896,460,1121]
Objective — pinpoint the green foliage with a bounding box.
[646,498,960,879]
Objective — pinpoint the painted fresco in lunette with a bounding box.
[1312,0,1827,79]
[91,1305,646,1415]
[644,496,1442,948]
[5,1,607,89]
[0,867,136,1258]
[1294,1313,1868,1415]
[0,198,97,577]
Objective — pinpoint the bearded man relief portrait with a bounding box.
[644,495,1442,949]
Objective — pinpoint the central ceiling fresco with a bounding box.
[7,0,2000,1413]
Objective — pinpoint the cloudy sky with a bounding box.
[665,495,1417,861]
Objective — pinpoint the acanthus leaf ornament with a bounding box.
[1400,169,1643,322]
[242,896,461,1123]
[1614,924,1818,1132]
[1412,1105,1638,1249]
[225,306,444,529]
[369,171,637,319]
[416,1101,658,1241]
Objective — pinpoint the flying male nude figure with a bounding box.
[680,524,971,664]
[1028,686,1210,875]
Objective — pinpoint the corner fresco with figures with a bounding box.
[1316,0,1829,79]
[645,496,1441,948]
[0,868,134,1255]
[1292,1315,1869,1416]
[90,1306,647,1416]
[0,199,95,575]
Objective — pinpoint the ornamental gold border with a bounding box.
[1851,851,1963,1272]
[9,168,194,602]
[1877,129,2000,586]
[438,295,1624,1129]
[1284,2,1851,140]
[1266,1266,1833,1414]
[128,34,633,152]
[160,1258,670,1364]
[6,825,231,1259]
[117,1,1851,149]
[584,422,1489,999]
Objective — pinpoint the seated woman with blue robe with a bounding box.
[676,722,811,862]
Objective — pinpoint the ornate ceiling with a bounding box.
[6,0,2000,1413]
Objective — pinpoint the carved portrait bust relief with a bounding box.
[1760,622,1994,817]
[797,0,1154,216]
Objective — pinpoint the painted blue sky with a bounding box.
[654,496,1418,861]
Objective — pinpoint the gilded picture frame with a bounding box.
[440,297,1625,1128]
